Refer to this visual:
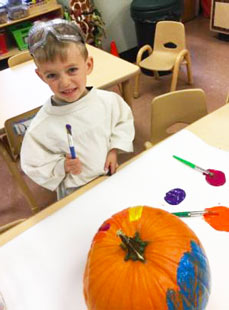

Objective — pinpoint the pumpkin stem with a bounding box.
[117,230,148,262]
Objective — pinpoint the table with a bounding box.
[0,44,140,130]
[0,104,229,309]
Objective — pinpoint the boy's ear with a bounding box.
[86,56,94,75]
[35,68,45,83]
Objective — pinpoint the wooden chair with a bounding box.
[144,89,208,149]
[134,21,193,98]
[226,92,229,104]
[0,106,41,213]
[8,50,32,67]
[0,218,26,234]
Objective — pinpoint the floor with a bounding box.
[0,16,229,227]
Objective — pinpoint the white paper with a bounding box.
[0,130,229,310]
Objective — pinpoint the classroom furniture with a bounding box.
[144,88,208,149]
[182,0,200,22]
[0,103,229,309]
[210,0,229,35]
[133,21,193,98]
[8,50,32,67]
[0,43,139,135]
[0,0,63,65]
[202,0,212,18]
[130,0,182,52]
[226,92,229,104]
[0,107,41,213]
[0,218,26,234]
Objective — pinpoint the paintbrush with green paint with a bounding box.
[172,210,217,217]
[173,155,214,176]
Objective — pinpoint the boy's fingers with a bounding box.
[70,166,82,174]
[108,163,115,175]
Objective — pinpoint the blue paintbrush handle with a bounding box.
[69,146,76,159]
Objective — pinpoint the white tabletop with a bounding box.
[0,128,229,309]
[0,44,139,129]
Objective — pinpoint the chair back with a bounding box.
[4,106,40,161]
[226,92,229,104]
[0,218,26,234]
[154,21,186,54]
[8,51,32,68]
[149,89,208,145]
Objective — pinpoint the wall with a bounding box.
[57,0,69,9]
[93,0,137,53]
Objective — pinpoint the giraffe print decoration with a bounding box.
[70,0,105,47]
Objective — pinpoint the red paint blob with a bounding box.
[98,222,110,232]
[205,169,226,186]
[204,206,229,231]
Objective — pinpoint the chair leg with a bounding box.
[122,79,133,108]
[154,70,160,80]
[0,140,40,214]
[170,63,180,92]
[118,83,123,96]
[185,52,193,85]
[144,141,153,150]
[133,72,140,98]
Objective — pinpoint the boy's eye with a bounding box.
[46,73,56,79]
[68,67,78,74]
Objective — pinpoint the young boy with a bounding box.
[20,19,135,199]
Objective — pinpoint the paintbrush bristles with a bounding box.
[66,124,72,135]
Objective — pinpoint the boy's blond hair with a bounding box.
[33,38,88,64]
[28,19,88,64]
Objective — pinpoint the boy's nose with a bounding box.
[59,74,70,88]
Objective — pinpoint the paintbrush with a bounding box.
[66,124,76,159]
[173,155,214,176]
[172,210,218,217]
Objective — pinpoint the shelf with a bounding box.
[0,47,22,61]
[0,3,63,29]
[0,1,63,62]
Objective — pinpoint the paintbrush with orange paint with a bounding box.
[173,206,229,232]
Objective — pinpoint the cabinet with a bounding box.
[210,0,229,35]
[0,0,63,62]
[182,0,200,22]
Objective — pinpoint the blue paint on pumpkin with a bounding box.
[166,241,210,309]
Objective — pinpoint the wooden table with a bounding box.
[0,104,229,309]
[0,44,140,131]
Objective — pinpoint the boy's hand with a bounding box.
[104,149,118,175]
[64,154,82,175]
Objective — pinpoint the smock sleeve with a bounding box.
[21,131,66,191]
[109,95,135,152]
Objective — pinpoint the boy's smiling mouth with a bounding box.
[61,88,77,95]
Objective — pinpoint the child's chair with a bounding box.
[134,21,193,98]
[226,92,229,104]
[0,106,41,213]
[8,50,32,67]
[0,218,26,234]
[144,88,208,149]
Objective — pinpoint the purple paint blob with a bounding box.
[164,188,186,205]
[98,222,110,232]
[205,169,226,186]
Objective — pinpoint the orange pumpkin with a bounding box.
[83,206,210,310]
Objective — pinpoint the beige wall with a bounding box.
[93,0,137,53]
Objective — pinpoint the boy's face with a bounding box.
[35,43,93,103]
